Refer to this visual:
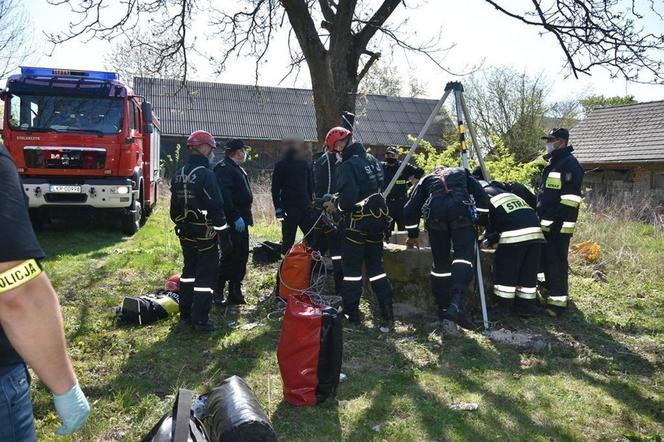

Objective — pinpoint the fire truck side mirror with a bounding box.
[141,101,153,123]
[145,123,154,134]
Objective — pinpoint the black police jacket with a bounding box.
[271,149,313,210]
[483,182,544,245]
[214,155,254,226]
[403,167,489,238]
[381,160,424,201]
[312,151,341,198]
[336,142,384,212]
[169,154,227,229]
[536,146,584,235]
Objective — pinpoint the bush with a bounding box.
[160,144,182,178]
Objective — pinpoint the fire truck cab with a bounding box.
[2,67,161,234]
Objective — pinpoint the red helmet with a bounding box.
[325,127,351,152]
[187,130,216,149]
[165,274,180,292]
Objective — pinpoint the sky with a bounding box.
[19,0,664,104]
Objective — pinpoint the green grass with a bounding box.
[31,202,663,441]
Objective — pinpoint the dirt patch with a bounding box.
[486,328,548,353]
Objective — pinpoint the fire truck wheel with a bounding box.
[121,194,142,235]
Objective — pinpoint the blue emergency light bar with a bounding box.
[20,67,118,80]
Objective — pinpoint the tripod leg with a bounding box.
[475,244,490,330]
[460,93,491,182]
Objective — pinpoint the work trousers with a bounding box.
[493,242,542,306]
[387,198,407,232]
[428,226,476,310]
[312,218,344,295]
[0,364,36,442]
[340,228,393,318]
[540,232,571,308]
[218,226,250,284]
[281,205,314,253]
[178,233,218,324]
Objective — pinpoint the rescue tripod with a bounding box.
[382,81,492,330]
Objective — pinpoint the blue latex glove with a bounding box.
[53,383,90,436]
[234,217,246,232]
[275,208,284,221]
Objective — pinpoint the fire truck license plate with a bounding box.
[49,185,81,193]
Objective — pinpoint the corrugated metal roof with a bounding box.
[570,100,664,165]
[134,77,449,147]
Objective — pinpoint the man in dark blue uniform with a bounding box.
[214,138,254,305]
[271,137,314,253]
[170,130,230,331]
[0,144,90,438]
[403,166,489,329]
[381,146,424,233]
[537,128,584,316]
[323,127,394,330]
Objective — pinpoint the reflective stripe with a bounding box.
[490,193,514,207]
[516,286,537,300]
[343,276,362,282]
[540,220,554,226]
[537,272,546,282]
[213,224,229,231]
[561,221,576,234]
[430,271,451,278]
[453,259,473,266]
[405,224,419,229]
[193,287,214,293]
[180,277,195,283]
[476,208,489,213]
[548,172,561,178]
[369,273,387,282]
[331,255,342,260]
[547,295,568,307]
[499,227,545,245]
[560,194,582,208]
[395,179,407,185]
[494,284,516,299]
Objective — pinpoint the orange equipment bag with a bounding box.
[278,243,313,301]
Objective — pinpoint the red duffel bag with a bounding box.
[277,294,343,406]
[278,243,313,301]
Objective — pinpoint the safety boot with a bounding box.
[192,320,218,332]
[378,302,395,333]
[442,291,476,330]
[228,281,246,305]
[515,299,547,318]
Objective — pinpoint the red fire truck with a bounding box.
[2,67,161,234]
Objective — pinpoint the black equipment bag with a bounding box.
[252,241,282,265]
[142,389,209,442]
[206,376,277,442]
[117,291,179,325]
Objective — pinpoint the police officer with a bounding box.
[312,141,344,294]
[215,138,254,305]
[537,128,584,316]
[271,136,314,253]
[381,146,424,232]
[323,127,394,329]
[0,144,90,438]
[480,181,546,317]
[403,166,489,329]
[170,130,229,331]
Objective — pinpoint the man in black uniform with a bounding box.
[0,144,90,438]
[472,166,537,209]
[480,181,545,316]
[323,127,394,329]
[403,166,489,329]
[170,130,230,331]
[271,136,314,253]
[537,128,584,316]
[215,138,254,305]
[381,146,424,232]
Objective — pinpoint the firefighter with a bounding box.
[480,181,546,316]
[0,144,90,438]
[271,136,314,253]
[472,166,537,209]
[537,128,584,316]
[403,166,489,329]
[323,127,394,329]
[311,141,345,294]
[214,138,254,305]
[381,146,424,232]
[170,130,230,331]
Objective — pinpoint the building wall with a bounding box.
[584,166,664,203]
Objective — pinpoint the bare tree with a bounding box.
[47,0,664,141]
[0,0,32,79]
[358,58,402,96]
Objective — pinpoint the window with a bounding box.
[129,101,137,131]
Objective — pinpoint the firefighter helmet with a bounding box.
[325,127,351,152]
[187,130,216,148]
[165,274,180,292]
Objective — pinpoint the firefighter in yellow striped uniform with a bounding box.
[536,128,584,316]
[480,181,546,317]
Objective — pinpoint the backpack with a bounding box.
[142,389,209,442]
[252,241,282,265]
[117,291,179,325]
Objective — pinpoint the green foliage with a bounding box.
[160,143,182,178]
[580,94,636,115]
